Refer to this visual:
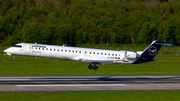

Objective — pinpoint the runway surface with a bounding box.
[1,75,180,92]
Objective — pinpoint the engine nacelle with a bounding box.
[126,52,137,59]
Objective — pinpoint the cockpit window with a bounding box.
[13,45,22,48]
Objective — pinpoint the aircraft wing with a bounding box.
[81,59,115,65]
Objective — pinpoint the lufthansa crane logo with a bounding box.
[148,46,157,56]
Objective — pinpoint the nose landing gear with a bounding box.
[12,55,15,61]
[88,63,98,70]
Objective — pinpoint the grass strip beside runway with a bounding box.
[1,46,180,75]
[0,52,180,75]
[0,91,180,101]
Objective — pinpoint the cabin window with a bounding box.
[72,50,74,53]
[54,49,56,51]
[69,50,71,52]
[115,54,117,56]
[42,48,44,50]
[108,53,110,56]
[101,53,103,55]
[79,51,81,53]
[76,51,77,53]
[61,49,63,52]
[39,48,41,50]
[58,49,59,51]
[97,52,99,55]
[13,45,22,48]
[46,48,48,50]
[65,50,67,52]
[93,52,95,54]
[35,48,37,50]
[119,54,120,56]
[112,54,114,56]
[105,53,106,55]
[90,52,91,54]
[50,49,52,51]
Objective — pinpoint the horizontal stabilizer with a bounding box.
[154,43,175,46]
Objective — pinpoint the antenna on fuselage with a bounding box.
[35,42,37,44]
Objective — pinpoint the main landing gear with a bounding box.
[88,63,98,70]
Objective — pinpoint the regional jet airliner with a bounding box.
[4,40,174,70]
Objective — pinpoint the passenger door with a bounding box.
[25,44,31,54]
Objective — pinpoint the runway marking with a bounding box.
[16,84,126,87]
[0,78,98,81]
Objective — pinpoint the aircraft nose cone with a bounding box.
[4,48,11,53]
[4,48,12,56]
[4,49,7,53]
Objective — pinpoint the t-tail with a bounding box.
[134,40,175,64]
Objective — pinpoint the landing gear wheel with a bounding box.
[93,66,98,70]
[12,55,15,61]
[88,65,93,69]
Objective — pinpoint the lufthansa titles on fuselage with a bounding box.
[32,45,46,48]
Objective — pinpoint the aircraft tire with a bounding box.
[12,58,15,61]
[88,65,93,69]
[93,66,98,70]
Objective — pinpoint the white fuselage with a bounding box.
[4,43,139,64]
[4,41,174,70]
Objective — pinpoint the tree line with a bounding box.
[0,0,180,46]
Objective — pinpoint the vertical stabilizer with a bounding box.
[134,40,175,63]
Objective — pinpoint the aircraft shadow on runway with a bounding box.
[1,75,180,84]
